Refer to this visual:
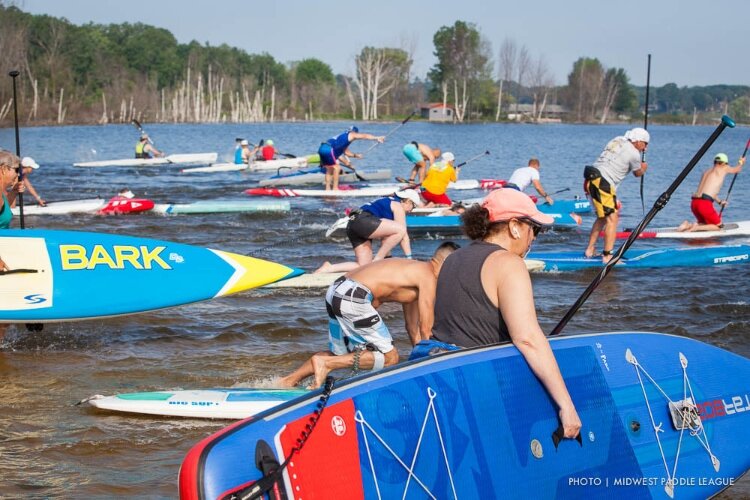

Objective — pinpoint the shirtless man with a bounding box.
[278,242,459,389]
[402,142,441,183]
[678,153,745,232]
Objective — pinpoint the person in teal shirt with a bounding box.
[0,151,24,231]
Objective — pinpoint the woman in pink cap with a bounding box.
[430,187,582,441]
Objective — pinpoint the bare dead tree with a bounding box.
[496,38,517,120]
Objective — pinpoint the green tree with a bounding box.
[428,21,492,122]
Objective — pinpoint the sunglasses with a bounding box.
[517,217,544,237]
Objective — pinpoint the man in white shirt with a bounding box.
[506,158,553,205]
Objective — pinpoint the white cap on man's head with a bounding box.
[395,188,423,207]
[21,157,40,169]
[441,152,455,163]
[240,139,249,146]
[626,127,650,143]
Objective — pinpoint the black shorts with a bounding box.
[346,212,382,248]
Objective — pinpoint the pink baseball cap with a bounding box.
[482,188,554,225]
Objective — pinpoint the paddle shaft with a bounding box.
[362,111,416,155]
[719,137,750,216]
[8,70,25,228]
[551,115,736,336]
[639,54,651,216]
[455,150,490,169]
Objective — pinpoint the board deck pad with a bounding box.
[181,332,750,499]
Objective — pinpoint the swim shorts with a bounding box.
[318,143,338,166]
[420,189,452,205]
[346,211,382,248]
[402,143,423,164]
[586,175,617,218]
[325,276,393,355]
[691,197,721,225]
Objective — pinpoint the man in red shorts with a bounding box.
[678,153,745,232]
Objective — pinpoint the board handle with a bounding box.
[552,425,583,449]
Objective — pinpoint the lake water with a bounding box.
[0,120,748,498]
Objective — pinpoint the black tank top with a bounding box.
[431,240,510,347]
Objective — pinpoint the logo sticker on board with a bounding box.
[331,415,346,436]
[24,294,47,304]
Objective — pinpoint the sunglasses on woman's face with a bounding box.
[517,217,544,237]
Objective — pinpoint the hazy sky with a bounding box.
[16,0,750,87]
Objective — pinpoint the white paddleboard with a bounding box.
[85,388,308,419]
[73,153,218,168]
[11,198,105,215]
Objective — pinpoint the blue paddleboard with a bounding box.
[0,229,302,322]
[530,244,750,271]
[180,332,750,499]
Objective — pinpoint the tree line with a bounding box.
[0,4,748,126]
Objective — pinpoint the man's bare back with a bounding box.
[346,258,432,306]
[694,165,733,200]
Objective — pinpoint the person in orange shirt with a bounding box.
[420,152,457,206]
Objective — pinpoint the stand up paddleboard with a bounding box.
[180,332,750,499]
[0,229,302,322]
[246,179,506,198]
[529,244,750,271]
[614,220,750,240]
[73,153,218,168]
[151,200,290,215]
[258,168,392,187]
[85,388,308,419]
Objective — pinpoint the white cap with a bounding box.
[441,152,455,163]
[21,156,39,169]
[626,127,650,143]
[118,188,135,199]
[395,188,423,207]
[240,139,249,146]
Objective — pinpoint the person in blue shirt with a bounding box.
[233,138,244,165]
[316,189,422,274]
[318,126,385,190]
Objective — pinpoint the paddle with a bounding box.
[9,70,24,229]
[539,187,571,205]
[639,54,651,216]
[0,268,38,276]
[550,114,736,337]
[719,136,750,217]
[361,110,417,155]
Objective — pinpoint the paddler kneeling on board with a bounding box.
[277,242,460,389]
[418,188,582,441]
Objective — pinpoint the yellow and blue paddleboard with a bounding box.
[0,229,302,322]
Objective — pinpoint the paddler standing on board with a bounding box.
[135,133,163,159]
[424,188,582,440]
[677,153,745,232]
[278,242,459,389]
[420,152,458,207]
[318,126,385,190]
[584,127,650,263]
[402,141,440,183]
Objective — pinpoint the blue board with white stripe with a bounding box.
[529,244,750,271]
[180,332,750,499]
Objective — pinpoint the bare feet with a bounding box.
[677,220,693,232]
[308,354,330,390]
[602,254,613,264]
[313,261,332,274]
[584,247,596,258]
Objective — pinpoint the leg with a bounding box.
[585,218,605,257]
[367,220,406,261]
[602,211,619,263]
[332,165,341,190]
[277,351,334,387]
[309,349,399,389]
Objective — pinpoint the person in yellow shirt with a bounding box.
[421,152,457,206]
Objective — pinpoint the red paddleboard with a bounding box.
[98,197,155,214]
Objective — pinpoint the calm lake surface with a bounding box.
[0,120,748,498]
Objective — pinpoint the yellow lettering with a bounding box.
[140,246,171,270]
[114,246,143,270]
[86,245,117,269]
[60,245,88,270]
